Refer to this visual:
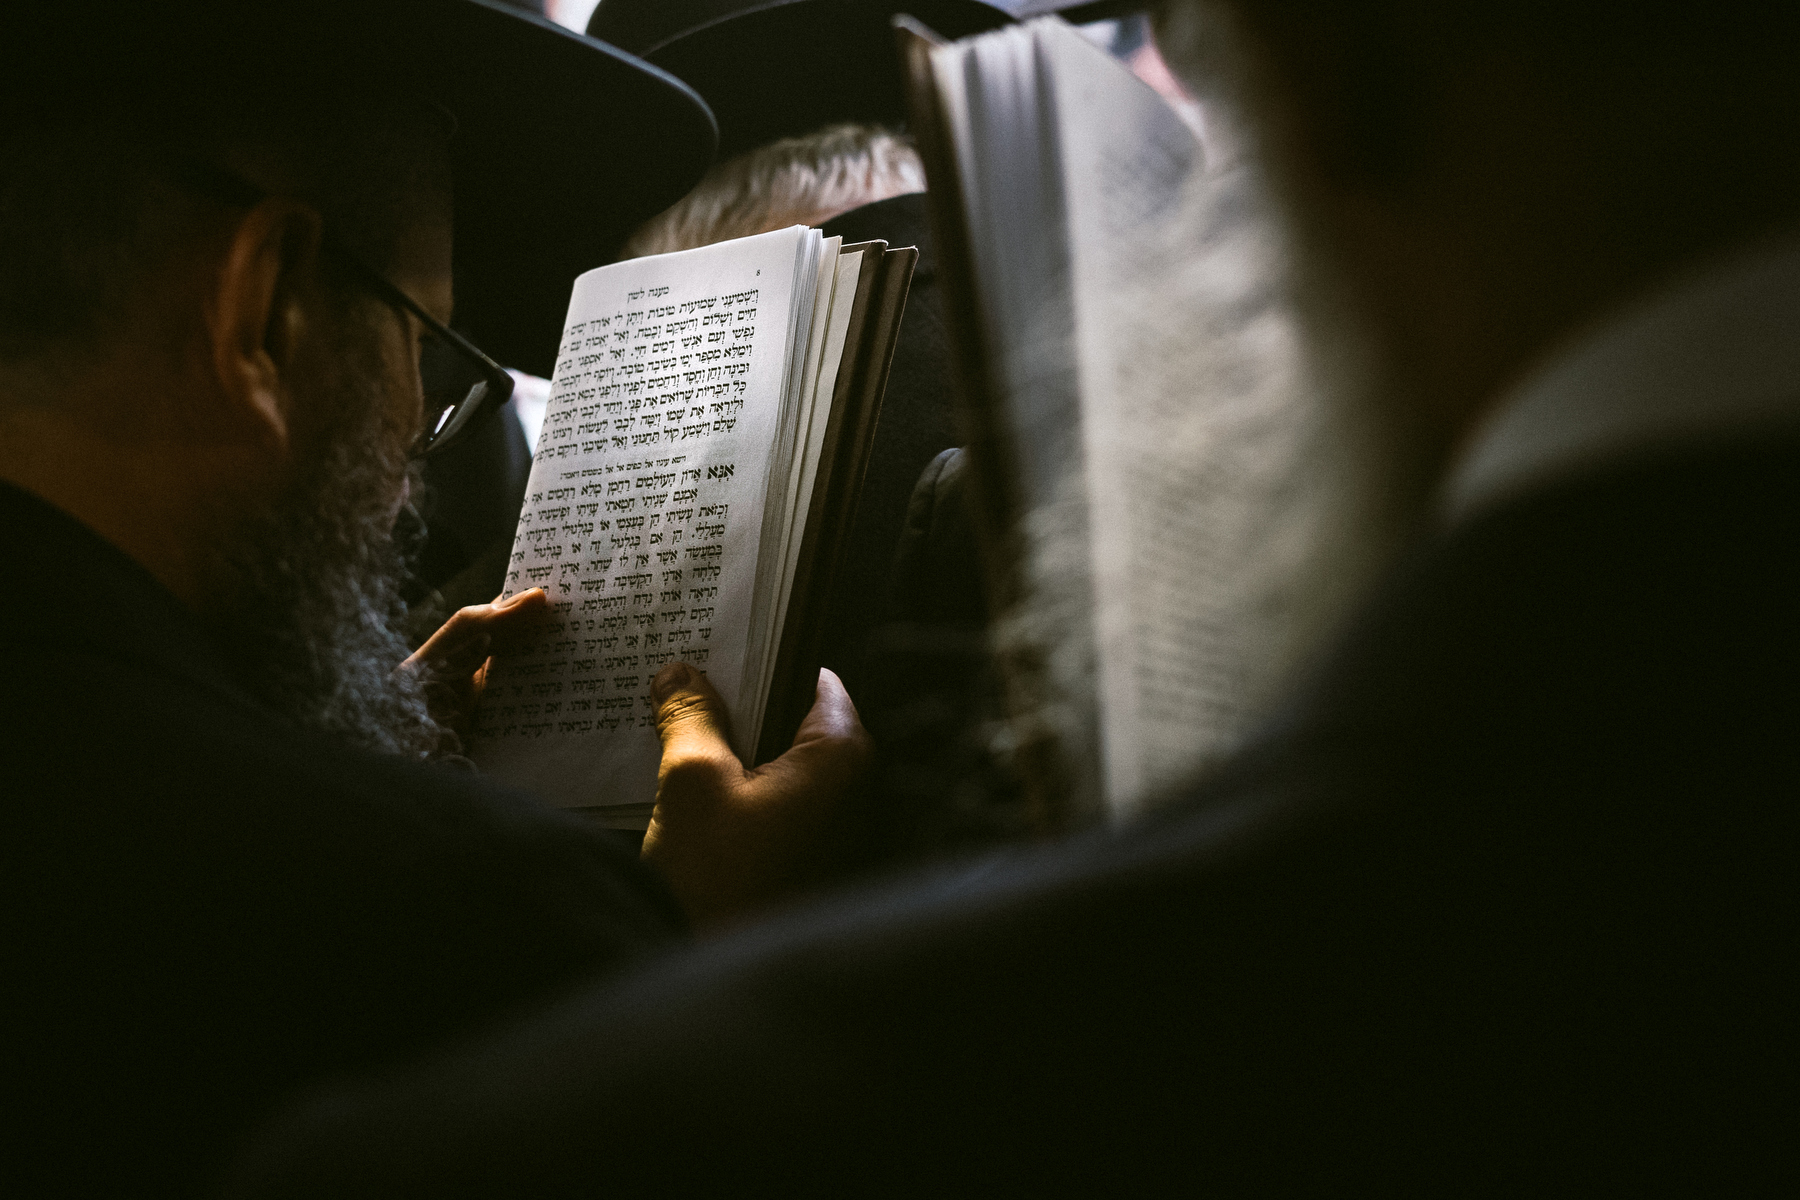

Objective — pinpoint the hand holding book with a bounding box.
[467,225,915,827]
[643,660,873,927]
[400,587,550,742]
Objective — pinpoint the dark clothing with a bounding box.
[864,447,1033,854]
[888,447,987,629]
[227,432,1799,1195]
[409,398,534,606]
[404,399,536,646]
[0,484,684,1197]
[816,192,966,701]
[817,196,1027,857]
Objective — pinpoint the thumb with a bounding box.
[791,667,866,747]
[651,661,741,781]
[755,667,873,795]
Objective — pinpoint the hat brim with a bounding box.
[429,2,718,374]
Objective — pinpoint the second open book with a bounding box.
[897,16,1210,825]
[470,227,915,827]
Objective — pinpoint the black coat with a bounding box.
[225,431,1800,1195]
[815,197,1031,857]
[864,445,1032,854]
[0,483,685,1197]
[816,191,964,702]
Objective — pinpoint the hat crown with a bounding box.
[586,0,1012,159]
[589,0,802,57]
[588,0,1013,58]
[1,0,718,377]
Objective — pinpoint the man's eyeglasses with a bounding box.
[171,162,513,459]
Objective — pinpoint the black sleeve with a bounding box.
[3,653,686,1197]
[855,448,1032,860]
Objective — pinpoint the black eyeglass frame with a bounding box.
[169,161,514,459]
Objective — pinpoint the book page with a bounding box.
[739,237,838,746]
[469,227,811,810]
[746,243,865,751]
[1035,20,1205,814]
[936,25,1108,822]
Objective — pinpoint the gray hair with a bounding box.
[621,123,925,258]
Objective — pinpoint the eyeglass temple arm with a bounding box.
[338,257,513,388]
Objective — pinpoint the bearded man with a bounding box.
[225,0,1800,1193]
[0,2,874,1195]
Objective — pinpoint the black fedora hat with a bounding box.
[2,0,717,377]
[587,0,1013,160]
[1011,0,1153,20]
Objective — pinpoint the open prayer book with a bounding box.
[470,228,916,827]
[896,15,1206,825]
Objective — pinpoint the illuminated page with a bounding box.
[739,237,839,747]
[747,246,865,751]
[470,226,813,810]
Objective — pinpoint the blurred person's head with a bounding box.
[1139,0,1800,693]
[1004,0,1800,791]
[622,123,924,256]
[1159,0,1800,489]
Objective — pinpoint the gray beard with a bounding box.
[213,366,448,761]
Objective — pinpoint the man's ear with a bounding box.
[206,198,326,457]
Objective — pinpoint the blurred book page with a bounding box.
[1037,19,1205,812]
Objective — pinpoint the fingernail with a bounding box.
[651,661,692,702]
[500,588,542,608]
